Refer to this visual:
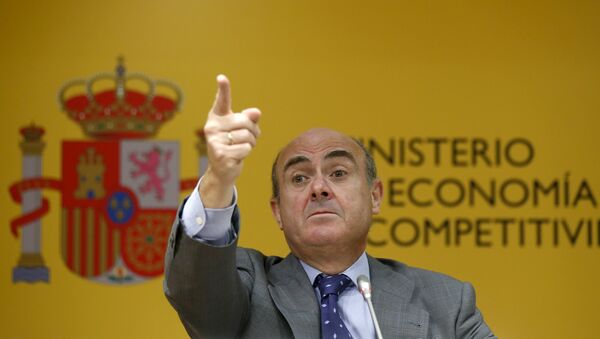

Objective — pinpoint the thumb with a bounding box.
[210,74,231,116]
[241,107,261,123]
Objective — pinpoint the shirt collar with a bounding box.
[299,252,370,287]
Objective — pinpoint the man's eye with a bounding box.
[292,175,307,184]
[331,170,347,178]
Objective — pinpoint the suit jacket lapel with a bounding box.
[368,255,430,338]
[267,254,320,338]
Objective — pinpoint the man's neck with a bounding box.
[292,244,366,275]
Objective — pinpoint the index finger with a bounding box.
[210,74,231,116]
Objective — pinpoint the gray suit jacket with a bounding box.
[164,207,496,339]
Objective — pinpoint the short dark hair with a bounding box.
[271,138,377,199]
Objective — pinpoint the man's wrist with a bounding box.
[181,177,238,242]
[199,167,236,208]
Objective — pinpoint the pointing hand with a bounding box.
[200,75,261,207]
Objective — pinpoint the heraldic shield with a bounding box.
[61,140,179,283]
[8,58,202,284]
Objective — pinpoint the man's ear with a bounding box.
[270,198,283,230]
[371,179,383,214]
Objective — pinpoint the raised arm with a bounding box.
[164,75,261,338]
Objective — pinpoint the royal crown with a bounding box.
[20,123,45,142]
[59,57,182,139]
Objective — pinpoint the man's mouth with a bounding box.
[309,210,336,217]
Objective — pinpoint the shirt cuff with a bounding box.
[180,177,238,243]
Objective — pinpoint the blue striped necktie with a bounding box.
[314,273,353,339]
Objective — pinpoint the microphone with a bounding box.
[357,275,384,339]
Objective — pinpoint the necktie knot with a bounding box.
[314,273,353,299]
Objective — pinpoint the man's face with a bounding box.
[270,129,382,256]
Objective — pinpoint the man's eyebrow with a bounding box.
[283,155,310,173]
[324,149,357,165]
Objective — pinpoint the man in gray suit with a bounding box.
[164,75,496,339]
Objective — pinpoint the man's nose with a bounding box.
[310,175,332,201]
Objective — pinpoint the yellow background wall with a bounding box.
[1,1,599,338]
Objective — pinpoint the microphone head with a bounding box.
[357,274,372,299]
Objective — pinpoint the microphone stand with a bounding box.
[357,275,384,339]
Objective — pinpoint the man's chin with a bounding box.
[303,225,345,245]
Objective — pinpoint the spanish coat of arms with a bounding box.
[9,58,206,284]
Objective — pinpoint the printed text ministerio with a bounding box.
[356,137,599,248]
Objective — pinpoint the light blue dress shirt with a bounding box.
[181,179,376,338]
[180,180,237,245]
[300,253,375,339]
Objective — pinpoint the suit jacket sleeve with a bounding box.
[456,282,496,339]
[163,201,249,338]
